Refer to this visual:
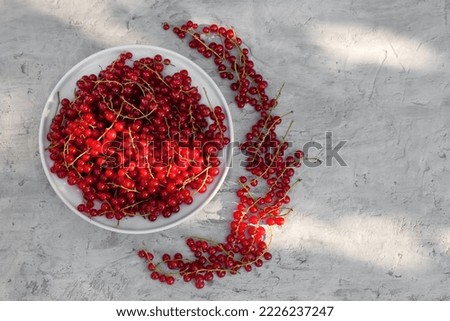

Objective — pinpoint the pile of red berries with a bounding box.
[47,51,229,221]
[137,21,304,289]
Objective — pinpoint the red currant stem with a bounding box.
[120,198,152,212]
[164,118,172,140]
[187,104,198,141]
[230,41,248,85]
[183,266,237,276]
[202,87,213,106]
[142,257,179,276]
[183,27,224,61]
[203,88,224,137]
[138,212,153,219]
[279,208,294,217]
[67,149,89,167]
[193,168,210,194]
[238,182,257,201]
[274,82,286,103]
[120,96,153,121]
[107,183,138,193]
[254,119,294,180]
[122,210,135,218]
[136,77,157,96]
[233,66,243,89]
[128,79,150,97]
[109,55,123,71]
[281,120,294,141]
[94,79,124,90]
[127,128,138,150]
[218,68,236,75]
[278,109,294,118]
[179,166,212,188]
[208,31,237,74]
[143,251,153,262]
[140,64,170,87]
[109,101,137,120]
[251,117,279,155]
[62,135,74,169]
[172,149,194,164]
[152,261,180,276]
[145,162,155,179]
[166,162,173,178]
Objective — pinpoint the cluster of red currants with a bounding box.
[137,21,304,289]
[47,51,229,221]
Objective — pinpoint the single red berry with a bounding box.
[195,279,205,289]
[166,276,175,285]
[263,252,272,261]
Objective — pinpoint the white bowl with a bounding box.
[39,45,233,234]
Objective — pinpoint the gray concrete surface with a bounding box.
[1,0,449,300]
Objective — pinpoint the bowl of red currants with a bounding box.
[39,45,233,234]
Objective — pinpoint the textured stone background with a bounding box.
[1,0,450,300]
